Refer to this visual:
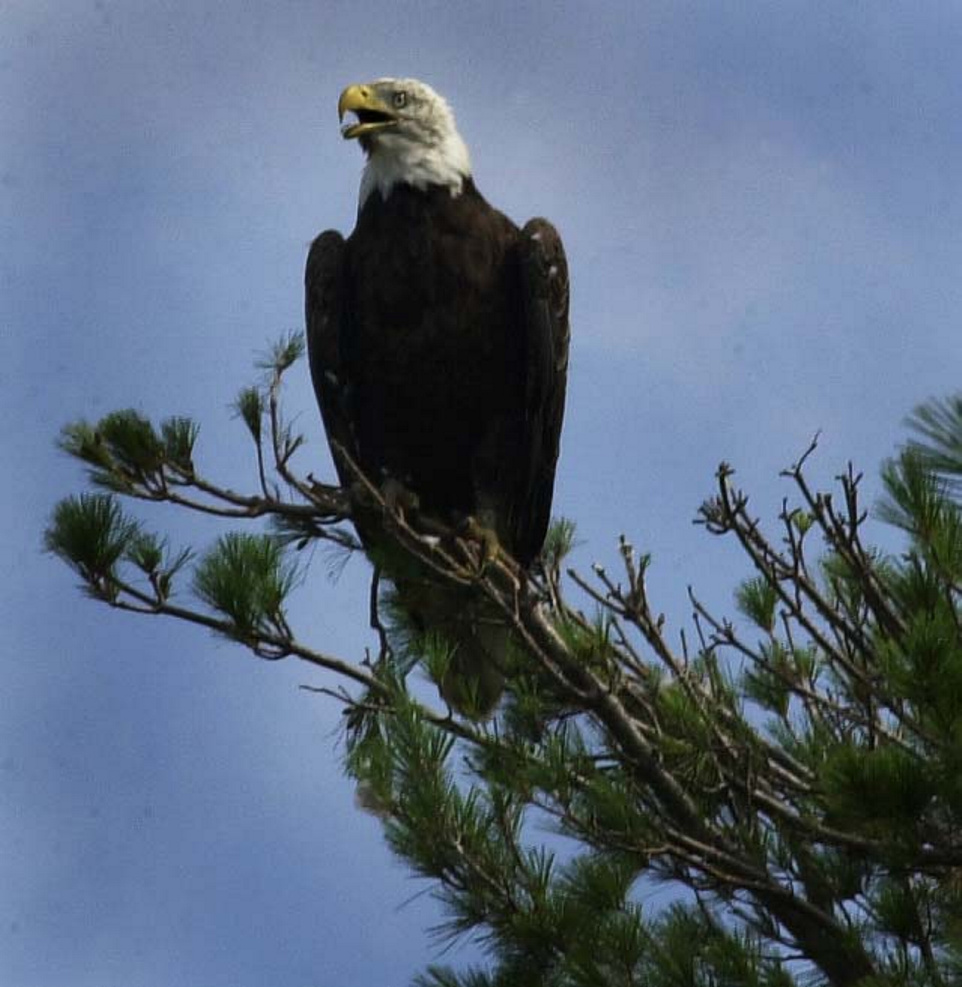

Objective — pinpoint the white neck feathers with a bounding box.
[358,131,471,207]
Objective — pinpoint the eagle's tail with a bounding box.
[390,579,506,718]
[439,619,507,718]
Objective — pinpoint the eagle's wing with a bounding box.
[304,230,358,490]
[514,218,570,566]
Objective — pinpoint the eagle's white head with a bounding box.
[337,78,472,207]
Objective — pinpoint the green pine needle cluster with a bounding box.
[45,493,138,597]
[233,386,264,444]
[45,492,193,606]
[256,330,306,374]
[541,516,579,573]
[60,409,199,492]
[905,395,962,494]
[193,533,298,640]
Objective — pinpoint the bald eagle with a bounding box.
[305,79,569,715]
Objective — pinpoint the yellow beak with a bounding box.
[337,84,397,140]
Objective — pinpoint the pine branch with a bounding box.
[48,358,962,986]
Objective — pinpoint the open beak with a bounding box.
[338,84,398,140]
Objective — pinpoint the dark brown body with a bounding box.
[306,178,568,568]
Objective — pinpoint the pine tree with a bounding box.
[46,337,962,987]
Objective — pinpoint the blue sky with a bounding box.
[3,2,961,984]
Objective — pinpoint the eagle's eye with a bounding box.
[393,91,407,109]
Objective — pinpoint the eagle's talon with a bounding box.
[458,516,502,571]
[381,478,420,518]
